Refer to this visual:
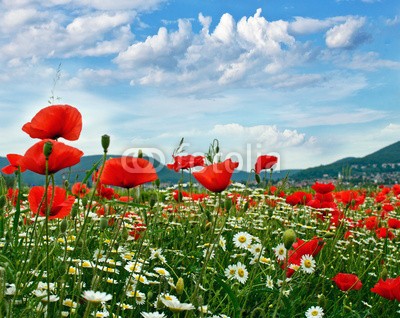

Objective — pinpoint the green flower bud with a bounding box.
[283,229,296,250]
[381,267,388,280]
[43,141,53,158]
[255,173,261,184]
[138,149,143,158]
[100,218,108,230]
[176,277,184,295]
[101,134,110,153]
[155,178,160,188]
[60,218,68,233]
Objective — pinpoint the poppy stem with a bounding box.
[12,168,22,244]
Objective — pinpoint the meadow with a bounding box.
[0,105,399,318]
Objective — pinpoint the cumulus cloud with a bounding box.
[325,17,369,49]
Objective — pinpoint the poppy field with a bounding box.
[0,105,400,318]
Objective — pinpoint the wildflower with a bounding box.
[193,158,239,193]
[266,275,274,289]
[126,290,146,305]
[166,155,205,172]
[305,306,324,318]
[141,312,166,318]
[63,299,78,309]
[300,254,316,274]
[71,182,90,198]
[254,155,278,174]
[160,298,195,313]
[20,139,83,174]
[154,267,170,277]
[82,290,112,303]
[371,277,400,301]
[235,262,248,284]
[233,231,252,249]
[332,273,362,291]
[1,153,26,174]
[28,186,75,219]
[101,157,158,189]
[224,264,237,280]
[274,243,287,261]
[22,104,82,140]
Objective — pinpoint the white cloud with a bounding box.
[289,16,346,34]
[325,17,368,49]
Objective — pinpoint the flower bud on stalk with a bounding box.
[101,134,110,153]
[176,277,184,295]
[43,141,53,158]
[283,229,296,250]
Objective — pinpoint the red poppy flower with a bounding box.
[193,158,239,193]
[375,227,395,240]
[71,182,90,198]
[332,273,362,291]
[101,157,158,189]
[288,237,325,265]
[388,218,400,229]
[172,190,190,201]
[311,182,335,194]
[365,216,379,230]
[285,191,312,206]
[129,223,147,240]
[1,154,26,174]
[22,104,82,141]
[167,155,205,172]
[28,186,75,220]
[371,277,400,301]
[6,188,20,207]
[254,155,278,174]
[20,139,83,175]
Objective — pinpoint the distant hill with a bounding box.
[0,155,297,186]
[293,141,400,180]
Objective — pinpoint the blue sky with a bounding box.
[0,0,399,171]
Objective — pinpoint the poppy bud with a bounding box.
[176,277,184,295]
[0,195,6,209]
[283,229,296,250]
[381,267,388,280]
[71,205,78,219]
[255,173,261,184]
[101,134,110,153]
[155,178,160,188]
[60,218,68,233]
[64,180,69,189]
[138,149,143,158]
[317,294,327,307]
[100,217,108,230]
[43,141,53,158]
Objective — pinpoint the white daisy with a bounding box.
[300,254,316,274]
[233,232,252,249]
[266,275,274,289]
[140,312,166,318]
[82,290,112,303]
[154,267,170,277]
[224,264,237,280]
[273,243,287,261]
[234,262,248,284]
[160,298,195,313]
[305,305,324,318]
